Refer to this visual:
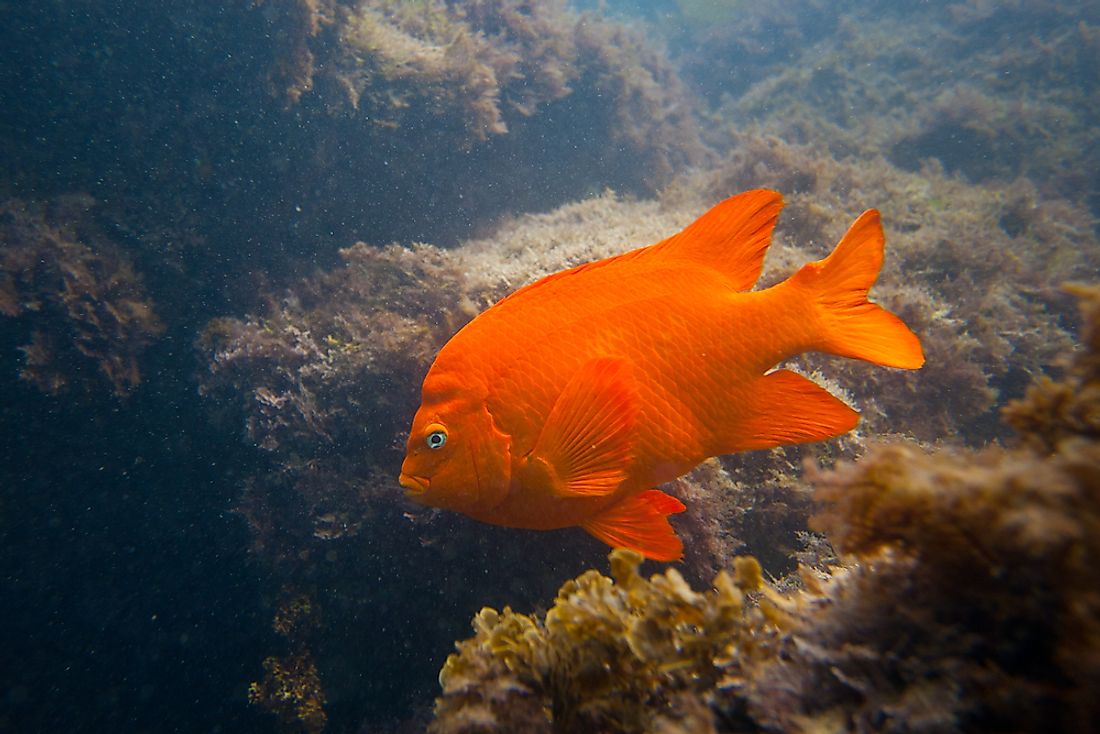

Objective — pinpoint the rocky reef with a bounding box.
[683,0,1100,218]
[1,0,706,402]
[242,0,705,248]
[430,284,1100,733]
[4,1,1100,731]
[198,155,1092,727]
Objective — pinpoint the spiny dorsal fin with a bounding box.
[649,189,783,290]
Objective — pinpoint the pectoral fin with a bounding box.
[531,357,637,498]
[582,489,686,561]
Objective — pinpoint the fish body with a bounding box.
[399,191,923,560]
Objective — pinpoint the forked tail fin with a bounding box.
[790,209,924,369]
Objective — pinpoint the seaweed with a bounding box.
[249,592,328,733]
[431,548,775,734]
[430,284,1100,733]
[333,0,511,142]
[254,0,335,106]
[697,1,1100,219]
[0,196,163,396]
[198,240,462,569]
[1002,283,1100,452]
[313,0,704,169]
[768,284,1100,731]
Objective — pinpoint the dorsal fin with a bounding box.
[492,190,782,311]
[649,189,783,290]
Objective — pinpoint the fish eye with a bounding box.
[425,426,448,450]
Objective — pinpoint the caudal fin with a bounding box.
[790,209,924,369]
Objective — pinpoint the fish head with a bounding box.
[399,372,512,516]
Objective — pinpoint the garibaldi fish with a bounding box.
[400,190,924,560]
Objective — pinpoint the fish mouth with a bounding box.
[399,473,429,496]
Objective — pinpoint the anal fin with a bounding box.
[581,489,686,561]
[731,369,859,451]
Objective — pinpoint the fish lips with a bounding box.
[399,472,430,496]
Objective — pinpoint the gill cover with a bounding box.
[402,372,512,516]
[455,402,512,515]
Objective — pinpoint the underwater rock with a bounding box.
[255,0,703,203]
[431,284,1100,733]
[1002,285,1100,453]
[198,240,462,570]
[431,548,774,734]
[202,176,1092,729]
[3,1,705,342]
[697,1,1100,217]
[0,195,163,397]
[763,288,1100,733]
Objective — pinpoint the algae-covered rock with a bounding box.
[692,1,1100,218]
[431,285,1100,733]
[254,0,704,234]
[432,548,773,734]
[0,196,163,396]
[758,284,1100,731]
[199,141,1095,730]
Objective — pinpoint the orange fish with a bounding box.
[399,191,923,560]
